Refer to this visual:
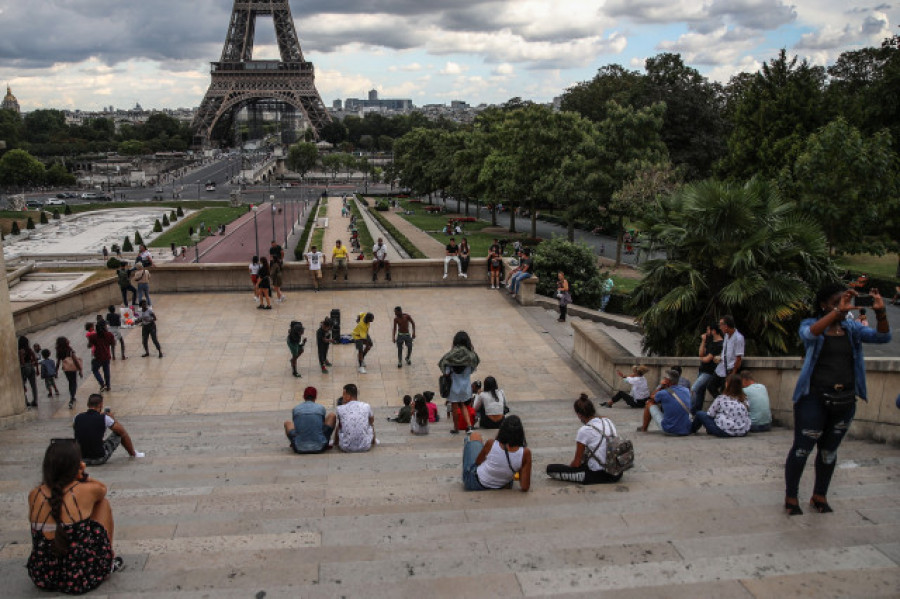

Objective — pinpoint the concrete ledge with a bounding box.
[533,296,640,332]
[514,276,539,306]
[571,319,900,444]
[13,259,494,334]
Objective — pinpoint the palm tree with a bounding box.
[631,178,836,356]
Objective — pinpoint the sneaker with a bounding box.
[132,451,145,458]
[158,353,164,358]
[465,427,473,434]
[141,353,150,357]
[321,366,328,373]
[358,366,367,374]
[397,362,402,368]
[293,372,302,378]
[461,273,467,278]
[405,358,411,365]
[110,556,125,573]
[450,429,459,435]
[257,305,265,310]
[48,393,53,399]
[68,400,75,409]
[443,274,448,279]
[324,361,333,367]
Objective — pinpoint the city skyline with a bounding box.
[0,0,896,112]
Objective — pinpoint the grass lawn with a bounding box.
[150,206,247,248]
[395,199,529,257]
[834,253,899,282]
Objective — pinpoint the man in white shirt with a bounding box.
[372,238,391,282]
[714,314,745,393]
[334,384,375,452]
[304,245,325,292]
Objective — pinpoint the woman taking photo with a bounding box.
[547,394,623,485]
[27,439,123,593]
[784,284,891,515]
[473,376,507,429]
[556,271,572,322]
[461,415,531,491]
[438,331,480,434]
[690,374,751,437]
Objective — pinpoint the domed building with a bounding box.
[2,85,20,114]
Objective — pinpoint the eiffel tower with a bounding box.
[192,0,330,147]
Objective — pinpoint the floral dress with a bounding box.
[27,485,113,594]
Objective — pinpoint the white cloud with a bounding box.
[440,61,468,75]
[657,27,763,66]
[795,12,890,50]
[492,63,515,76]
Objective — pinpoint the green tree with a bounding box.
[23,109,66,144]
[153,219,163,232]
[64,204,72,216]
[134,231,144,246]
[52,209,60,220]
[793,117,898,254]
[631,178,836,356]
[26,216,35,229]
[0,108,23,148]
[394,128,442,198]
[10,221,20,235]
[561,65,646,122]
[170,210,178,222]
[119,140,149,156]
[176,206,184,217]
[122,237,134,252]
[45,162,76,187]
[320,153,346,181]
[286,142,319,177]
[0,149,46,187]
[40,211,48,224]
[532,237,605,308]
[319,120,348,146]
[718,50,827,181]
[162,214,170,226]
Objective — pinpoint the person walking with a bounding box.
[19,335,40,408]
[784,284,891,515]
[392,306,416,368]
[56,337,83,409]
[438,331,480,433]
[316,318,336,373]
[136,300,163,358]
[556,271,572,322]
[116,264,136,307]
[86,321,115,392]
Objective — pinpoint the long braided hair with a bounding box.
[41,440,82,556]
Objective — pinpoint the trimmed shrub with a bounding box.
[162,214,170,226]
[64,204,72,215]
[26,217,35,229]
[169,210,177,222]
[134,231,144,246]
[176,205,184,217]
[52,209,61,220]
[40,211,49,224]
[122,237,134,252]
[532,236,605,309]
[153,219,163,233]
[11,221,21,235]
[106,257,124,269]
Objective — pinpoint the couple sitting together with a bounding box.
[283,384,376,453]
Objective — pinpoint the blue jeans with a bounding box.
[691,372,715,413]
[510,272,532,295]
[462,438,487,491]
[691,411,731,437]
[601,294,611,311]
[137,283,151,305]
[91,359,110,388]
[784,391,855,499]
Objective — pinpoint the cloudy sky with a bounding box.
[0,0,895,112]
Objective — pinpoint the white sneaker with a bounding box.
[132,451,146,458]
[358,366,367,374]
[460,273,467,278]
[443,274,448,279]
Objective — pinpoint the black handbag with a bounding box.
[822,389,856,414]
[439,373,451,399]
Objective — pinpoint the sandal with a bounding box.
[784,500,803,516]
[809,497,833,513]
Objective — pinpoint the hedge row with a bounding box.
[293,198,320,260]
[367,207,428,259]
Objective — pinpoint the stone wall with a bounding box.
[12,259,492,334]
[572,320,900,444]
[0,239,34,424]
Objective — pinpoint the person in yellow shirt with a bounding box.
[332,240,349,281]
[351,312,374,373]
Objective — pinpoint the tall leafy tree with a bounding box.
[561,65,645,123]
[793,117,898,254]
[0,148,46,188]
[632,179,836,357]
[718,50,827,181]
[286,142,319,178]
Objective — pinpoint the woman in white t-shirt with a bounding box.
[547,394,623,484]
[461,416,531,491]
[248,256,261,302]
[604,365,651,408]
[473,376,507,429]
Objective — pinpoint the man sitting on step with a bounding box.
[73,394,145,464]
[284,386,336,454]
[636,370,693,436]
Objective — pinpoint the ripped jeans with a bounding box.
[784,390,856,500]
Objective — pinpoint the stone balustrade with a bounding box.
[571,319,900,443]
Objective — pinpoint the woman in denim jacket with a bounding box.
[784,283,891,515]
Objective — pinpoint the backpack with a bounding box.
[288,321,305,345]
[584,419,634,477]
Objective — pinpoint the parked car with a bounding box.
[46,198,66,206]
[81,192,98,199]
[27,199,45,209]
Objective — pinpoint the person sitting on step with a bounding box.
[547,394,624,484]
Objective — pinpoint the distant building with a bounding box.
[343,90,413,113]
[333,99,343,110]
[2,85,21,114]
[368,89,378,101]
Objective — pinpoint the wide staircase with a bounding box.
[1,400,898,597]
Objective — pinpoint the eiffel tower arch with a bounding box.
[192,0,330,148]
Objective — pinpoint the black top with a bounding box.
[316,327,332,347]
[810,333,855,391]
[699,339,723,375]
[73,410,108,460]
[106,312,122,327]
[446,243,458,255]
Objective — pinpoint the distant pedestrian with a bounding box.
[19,335,39,408]
[131,263,151,306]
[86,321,115,392]
[105,305,127,360]
[351,312,375,374]
[304,245,324,292]
[556,271,571,322]
[117,264,137,307]
[136,300,163,358]
[256,257,273,309]
[316,318,336,373]
[438,331,480,433]
[38,349,60,399]
[102,246,109,259]
[249,255,261,303]
[392,306,416,368]
[56,336,83,409]
[271,257,285,303]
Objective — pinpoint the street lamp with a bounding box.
[253,205,260,257]
[269,194,276,244]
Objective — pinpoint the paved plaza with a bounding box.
[1,286,899,597]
